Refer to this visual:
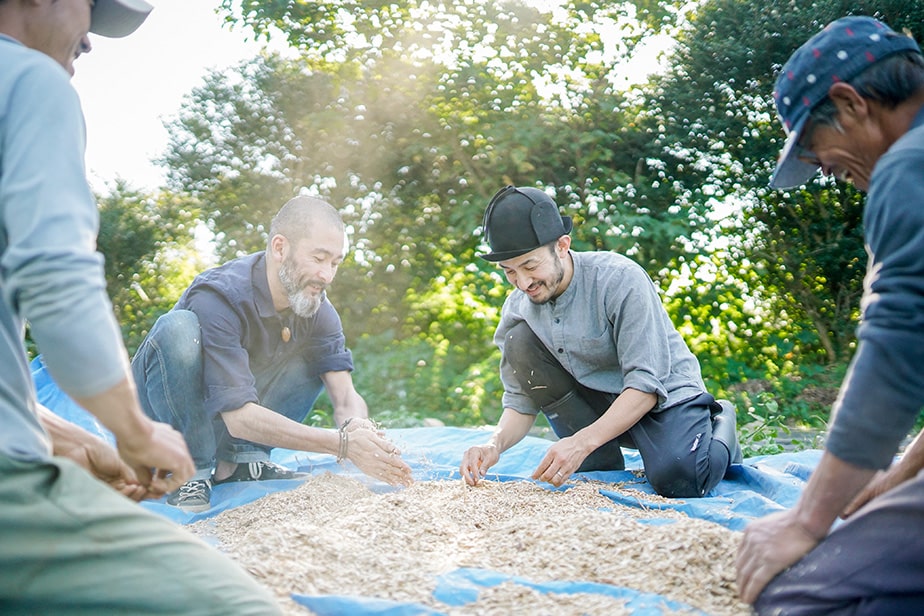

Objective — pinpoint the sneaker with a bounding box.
[212,461,309,484]
[166,478,212,512]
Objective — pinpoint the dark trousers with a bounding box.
[755,471,924,615]
[505,321,733,497]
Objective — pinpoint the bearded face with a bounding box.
[278,252,328,318]
[527,251,566,305]
[500,243,567,305]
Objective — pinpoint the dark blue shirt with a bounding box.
[826,107,924,469]
[175,252,353,418]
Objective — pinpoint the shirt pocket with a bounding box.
[574,329,618,366]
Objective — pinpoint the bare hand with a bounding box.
[60,436,148,501]
[346,427,413,487]
[531,437,588,487]
[342,417,382,436]
[460,444,500,486]
[842,468,906,519]
[117,420,195,497]
[736,509,821,603]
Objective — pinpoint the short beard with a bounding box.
[278,258,324,318]
[528,256,565,305]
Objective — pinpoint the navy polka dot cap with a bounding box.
[771,16,921,189]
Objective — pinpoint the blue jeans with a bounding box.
[131,310,324,478]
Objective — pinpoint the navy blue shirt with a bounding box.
[826,107,924,470]
[175,252,353,418]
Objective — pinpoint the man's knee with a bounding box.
[503,321,574,400]
[502,321,545,366]
[646,457,702,498]
[144,310,201,367]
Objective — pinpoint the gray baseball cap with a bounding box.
[90,0,153,38]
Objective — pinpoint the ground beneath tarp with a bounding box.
[33,357,821,615]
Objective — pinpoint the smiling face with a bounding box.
[498,236,572,305]
[799,122,885,192]
[797,84,893,193]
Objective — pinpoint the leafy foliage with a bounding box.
[96,183,205,354]
[96,0,924,435]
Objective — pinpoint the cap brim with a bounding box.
[479,247,534,262]
[770,117,820,189]
[479,216,573,262]
[90,0,153,38]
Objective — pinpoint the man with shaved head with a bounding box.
[133,196,413,511]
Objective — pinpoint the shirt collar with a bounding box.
[253,252,279,319]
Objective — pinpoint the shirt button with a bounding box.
[554,318,560,324]
[557,348,564,353]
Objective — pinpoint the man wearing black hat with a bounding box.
[0,1,281,612]
[736,16,924,613]
[459,185,741,498]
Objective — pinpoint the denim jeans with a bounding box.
[131,310,324,477]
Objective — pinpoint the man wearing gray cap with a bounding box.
[0,1,281,612]
[737,16,924,613]
[460,185,741,498]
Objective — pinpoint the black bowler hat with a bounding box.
[480,186,573,262]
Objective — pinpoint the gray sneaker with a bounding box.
[213,461,309,484]
[166,478,212,512]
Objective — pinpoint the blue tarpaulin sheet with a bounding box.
[32,356,821,614]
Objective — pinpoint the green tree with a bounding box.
[170,1,693,329]
[150,0,924,428]
[96,182,204,353]
[159,1,695,424]
[643,0,924,368]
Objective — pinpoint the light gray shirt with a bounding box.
[495,250,706,415]
[1,37,129,460]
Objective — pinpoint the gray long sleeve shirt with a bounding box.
[825,107,924,470]
[1,37,129,461]
[495,250,706,415]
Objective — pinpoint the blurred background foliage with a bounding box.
[88,0,924,455]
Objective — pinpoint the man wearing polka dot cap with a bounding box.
[770,15,921,189]
[737,16,924,614]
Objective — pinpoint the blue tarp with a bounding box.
[32,356,821,614]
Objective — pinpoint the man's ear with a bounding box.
[827,82,869,125]
[556,234,572,256]
[268,234,288,262]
